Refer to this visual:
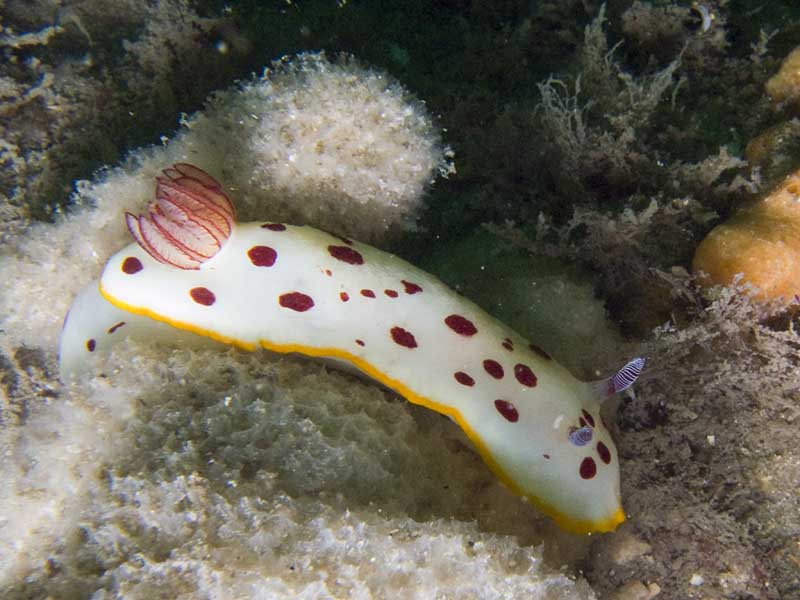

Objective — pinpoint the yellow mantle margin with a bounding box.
[100,282,625,535]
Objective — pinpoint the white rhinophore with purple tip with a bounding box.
[59,164,645,534]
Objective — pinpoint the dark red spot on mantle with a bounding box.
[325,269,332,276]
[483,359,504,379]
[390,326,417,348]
[444,314,478,336]
[248,245,277,267]
[122,256,143,274]
[190,287,216,306]
[328,245,364,265]
[355,339,365,347]
[86,339,96,352]
[454,371,475,386]
[340,292,350,302]
[261,223,286,231]
[579,417,587,428]
[494,399,518,422]
[597,441,611,464]
[361,289,375,298]
[514,363,537,387]
[529,342,551,360]
[402,280,422,294]
[582,409,596,428]
[279,292,314,312]
[502,338,514,351]
[107,322,126,334]
[384,289,398,298]
[580,457,597,479]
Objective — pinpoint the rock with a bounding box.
[610,580,661,600]
[607,531,653,565]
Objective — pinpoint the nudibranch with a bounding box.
[59,164,644,534]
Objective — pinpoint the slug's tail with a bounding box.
[59,280,222,383]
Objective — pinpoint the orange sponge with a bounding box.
[766,47,800,110]
[693,170,800,303]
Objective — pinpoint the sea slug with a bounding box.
[59,164,643,534]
